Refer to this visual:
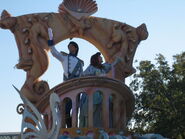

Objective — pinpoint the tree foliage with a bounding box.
[129,52,185,138]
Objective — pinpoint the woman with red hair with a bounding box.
[79,52,121,127]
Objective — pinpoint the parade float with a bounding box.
[0,0,148,138]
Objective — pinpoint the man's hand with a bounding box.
[48,28,54,46]
[48,28,53,40]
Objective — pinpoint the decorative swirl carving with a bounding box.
[33,81,49,95]
[16,103,25,114]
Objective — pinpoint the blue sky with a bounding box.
[0,0,185,132]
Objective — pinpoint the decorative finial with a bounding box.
[58,0,98,20]
[1,10,11,20]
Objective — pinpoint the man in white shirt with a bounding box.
[48,28,84,81]
[48,28,84,127]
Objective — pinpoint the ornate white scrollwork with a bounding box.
[13,85,61,139]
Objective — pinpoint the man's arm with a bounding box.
[48,28,65,62]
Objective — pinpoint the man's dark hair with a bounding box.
[90,52,103,69]
[68,41,79,56]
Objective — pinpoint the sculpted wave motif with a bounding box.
[0,0,148,102]
[14,85,61,139]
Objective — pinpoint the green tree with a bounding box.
[129,52,185,138]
